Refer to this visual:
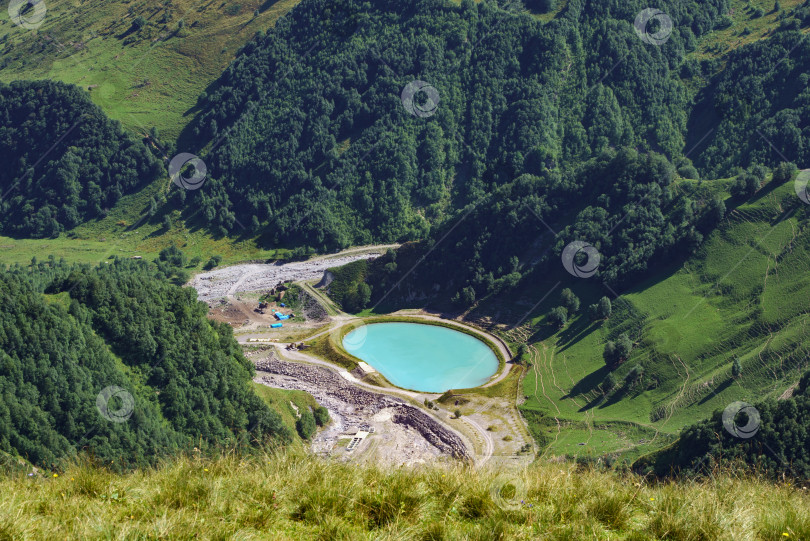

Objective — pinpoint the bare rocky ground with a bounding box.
[253,354,470,467]
[188,252,383,305]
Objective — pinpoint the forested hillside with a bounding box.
[0,80,162,238]
[184,0,730,249]
[0,259,289,470]
[641,370,810,480]
[357,149,729,310]
[691,26,810,176]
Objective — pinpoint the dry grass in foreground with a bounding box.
[0,450,808,540]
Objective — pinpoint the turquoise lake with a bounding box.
[342,322,499,393]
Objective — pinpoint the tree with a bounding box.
[772,162,797,184]
[616,333,633,360]
[549,306,568,328]
[604,333,633,366]
[560,288,580,314]
[598,297,612,319]
[707,197,726,225]
[461,286,476,306]
[357,283,372,308]
[132,16,147,30]
[732,170,762,198]
[603,341,618,366]
[732,357,742,378]
[602,373,617,393]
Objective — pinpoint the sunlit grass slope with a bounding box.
[0,0,302,140]
[0,451,807,540]
[519,174,809,461]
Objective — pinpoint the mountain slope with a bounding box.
[180,0,729,248]
[0,80,162,238]
[0,0,301,140]
[0,259,292,470]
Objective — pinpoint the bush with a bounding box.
[732,357,742,378]
[625,365,644,383]
[313,406,330,427]
[296,410,316,440]
[549,306,568,328]
[204,255,223,270]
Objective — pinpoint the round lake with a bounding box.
[342,322,499,393]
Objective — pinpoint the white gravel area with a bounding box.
[188,253,380,304]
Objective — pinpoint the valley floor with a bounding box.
[186,246,532,467]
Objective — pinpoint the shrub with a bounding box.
[204,255,222,270]
[313,406,330,427]
[549,306,568,328]
[296,410,316,440]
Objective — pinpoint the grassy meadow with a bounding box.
[0,451,808,540]
[0,0,302,140]
[516,174,810,461]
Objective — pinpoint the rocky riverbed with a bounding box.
[188,253,381,305]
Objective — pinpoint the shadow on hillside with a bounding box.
[698,377,734,405]
[564,365,610,404]
[556,317,602,353]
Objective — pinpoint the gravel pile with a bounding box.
[254,356,471,461]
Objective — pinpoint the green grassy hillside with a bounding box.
[0,0,301,140]
[0,451,807,540]
[515,172,809,461]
